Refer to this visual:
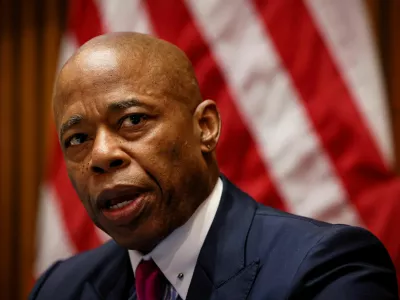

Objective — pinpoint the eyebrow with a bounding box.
[59,115,83,138]
[59,99,152,138]
[107,98,151,111]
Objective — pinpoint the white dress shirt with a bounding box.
[129,178,223,300]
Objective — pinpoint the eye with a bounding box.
[120,114,148,128]
[64,133,88,148]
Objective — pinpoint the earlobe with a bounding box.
[194,99,221,153]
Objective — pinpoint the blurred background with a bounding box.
[1,0,400,299]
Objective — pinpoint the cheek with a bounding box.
[145,135,199,185]
[126,136,180,188]
[67,165,99,222]
[66,161,91,199]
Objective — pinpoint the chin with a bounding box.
[120,240,155,254]
[109,231,154,253]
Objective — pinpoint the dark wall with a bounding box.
[0,0,66,299]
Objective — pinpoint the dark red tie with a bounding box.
[135,259,166,300]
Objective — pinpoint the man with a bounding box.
[30,32,398,300]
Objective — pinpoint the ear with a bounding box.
[194,100,221,153]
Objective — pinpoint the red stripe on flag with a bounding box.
[46,0,106,252]
[50,142,102,251]
[144,0,286,210]
[252,0,400,270]
[68,0,105,46]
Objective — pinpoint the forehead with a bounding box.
[53,48,174,125]
[58,47,156,96]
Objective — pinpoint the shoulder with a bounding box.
[289,223,398,298]
[222,175,357,254]
[29,240,126,299]
[46,239,123,276]
[251,202,394,267]
[221,176,394,270]
[253,202,344,242]
[248,204,398,298]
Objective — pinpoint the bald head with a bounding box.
[53,32,202,124]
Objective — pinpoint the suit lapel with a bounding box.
[186,264,214,299]
[87,242,134,299]
[187,175,260,300]
[80,282,104,300]
[212,260,259,300]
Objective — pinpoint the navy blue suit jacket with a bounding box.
[30,175,398,299]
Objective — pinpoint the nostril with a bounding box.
[109,159,123,168]
[92,166,105,174]
[91,159,124,174]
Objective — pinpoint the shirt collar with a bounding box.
[128,177,223,299]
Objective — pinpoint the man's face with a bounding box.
[54,48,208,251]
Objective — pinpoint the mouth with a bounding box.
[103,194,140,210]
[96,186,149,225]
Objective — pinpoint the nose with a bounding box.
[90,128,130,174]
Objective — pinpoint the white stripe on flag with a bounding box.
[34,185,75,277]
[34,34,78,276]
[305,0,393,166]
[96,0,153,34]
[185,0,361,225]
[57,34,78,70]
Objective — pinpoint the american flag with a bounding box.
[34,0,400,286]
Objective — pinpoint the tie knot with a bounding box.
[136,259,160,278]
[135,259,166,300]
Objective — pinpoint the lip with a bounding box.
[95,185,149,225]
